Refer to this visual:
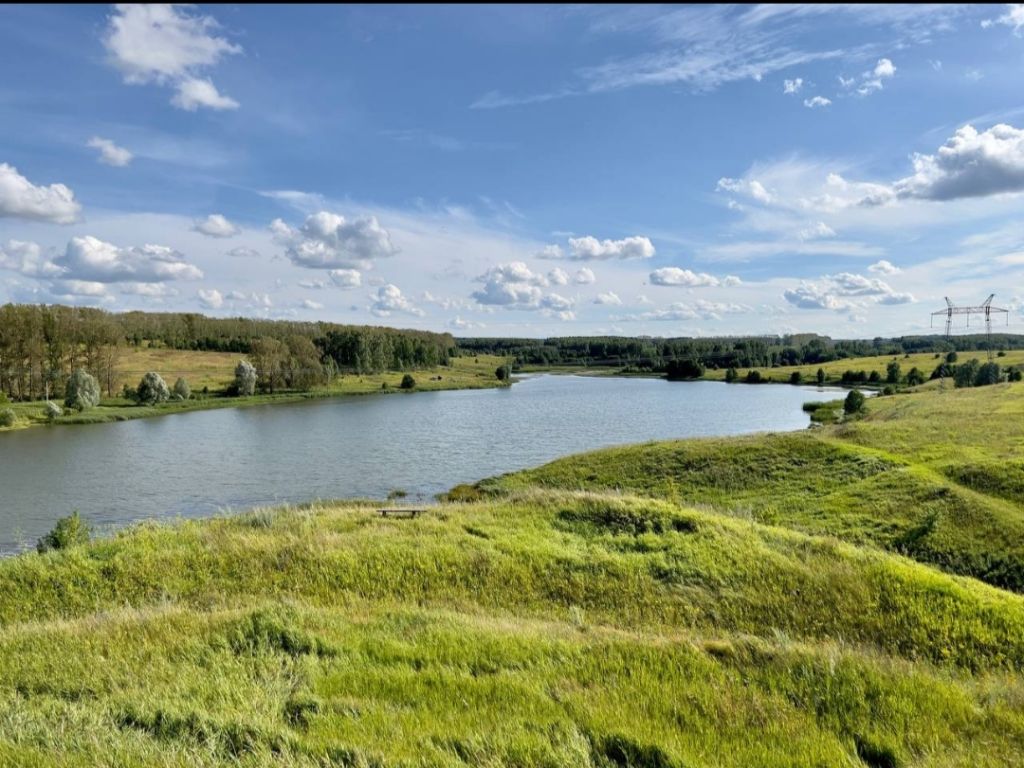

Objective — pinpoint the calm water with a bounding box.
[0,375,844,553]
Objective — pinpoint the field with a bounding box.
[1,378,1023,765]
[0,354,508,431]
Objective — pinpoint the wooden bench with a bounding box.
[378,508,424,519]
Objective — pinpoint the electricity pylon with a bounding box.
[930,294,1009,360]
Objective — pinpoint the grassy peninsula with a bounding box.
[1,380,1024,765]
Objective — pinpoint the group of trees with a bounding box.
[0,304,457,403]
[457,332,1024,374]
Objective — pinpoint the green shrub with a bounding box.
[725,367,738,383]
[136,372,170,405]
[666,359,705,380]
[496,365,510,381]
[886,361,901,384]
[400,374,416,389]
[64,369,100,411]
[816,368,826,386]
[0,391,7,405]
[905,367,926,386]
[0,408,16,428]
[745,370,763,384]
[173,377,191,401]
[234,361,257,397]
[36,512,91,554]
[789,371,803,385]
[43,400,62,421]
[844,389,866,416]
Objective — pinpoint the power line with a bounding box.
[930,294,1009,361]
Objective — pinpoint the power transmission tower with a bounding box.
[930,294,1009,360]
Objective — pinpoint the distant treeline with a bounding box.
[457,333,1024,371]
[0,304,454,401]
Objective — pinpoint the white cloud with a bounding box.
[783,271,915,311]
[594,291,622,305]
[120,282,177,297]
[982,5,1024,35]
[803,96,831,108]
[574,267,596,284]
[197,288,224,309]
[54,236,203,283]
[472,261,547,307]
[0,163,80,224]
[649,267,725,287]
[868,259,901,274]
[548,267,569,286]
[193,213,239,238]
[783,77,803,94]
[540,293,574,311]
[301,299,324,311]
[873,58,896,78]
[226,246,260,258]
[539,235,655,261]
[370,284,424,317]
[797,221,836,240]
[171,77,239,111]
[0,240,62,277]
[717,177,773,203]
[103,4,241,111]
[51,280,111,299]
[271,212,398,269]
[449,316,485,330]
[329,269,362,288]
[87,137,133,167]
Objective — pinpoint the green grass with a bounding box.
[483,383,1024,593]
[0,355,508,432]
[2,377,1024,765]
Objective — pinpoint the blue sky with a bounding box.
[2,4,1024,337]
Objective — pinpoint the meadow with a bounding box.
[1,376,1023,765]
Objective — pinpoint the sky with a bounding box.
[2,4,1024,339]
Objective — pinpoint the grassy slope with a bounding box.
[1,494,1024,766]
[0,355,507,432]
[484,383,1024,593]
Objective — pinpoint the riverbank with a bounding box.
[1,377,1023,764]
[0,355,509,432]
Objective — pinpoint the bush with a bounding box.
[400,374,417,389]
[816,368,826,386]
[666,359,705,380]
[953,359,981,389]
[881,385,896,396]
[136,371,170,405]
[1010,367,1024,382]
[886,361,901,384]
[43,400,62,421]
[496,365,510,381]
[0,408,16,428]
[172,377,191,401]
[905,367,926,386]
[724,367,738,383]
[36,512,90,553]
[0,391,7,405]
[868,370,881,383]
[64,369,100,412]
[975,362,1002,387]
[234,360,257,397]
[745,370,763,384]
[789,371,803,385]
[946,351,959,364]
[844,389,866,416]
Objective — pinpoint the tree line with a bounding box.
[0,304,455,402]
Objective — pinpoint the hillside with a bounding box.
[1,384,1023,765]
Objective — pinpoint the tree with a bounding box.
[724,367,738,383]
[136,371,170,405]
[816,368,826,386]
[284,335,323,391]
[36,511,90,553]
[0,407,15,428]
[953,359,980,388]
[44,400,62,421]
[946,350,959,364]
[172,377,191,401]
[666,359,705,380]
[400,373,416,389]
[64,369,100,412]
[250,337,288,393]
[905,367,926,386]
[886,361,901,384]
[844,389,866,416]
[975,362,1002,387]
[234,360,257,396]
[789,371,803,385]
[496,365,510,381]
[745,370,763,384]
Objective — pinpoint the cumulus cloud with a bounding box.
[226,246,260,258]
[540,293,574,312]
[329,269,361,288]
[717,177,773,203]
[193,213,239,238]
[102,4,241,111]
[594,291,622,306]
[449,316,485,330]
[51,280,111,299]
[87,136,133,167]
[301,299,324,311]
[197,288,224,309]
[839,57,896,97]
[797,222,836,240]
[803,96,831,108]
[574,267,596,284]
[0,240,62,277]
[868,259,901,274]
[0,163,80,224]
[54,236,203,283]
[472,262,547,307]
[982,5,1024,35]
[539,235,655,261]
[783,78,803,94]
[370,284,424,317]
[271,212,398,269]
[120,282,178,298]
[548,267,569,286]
[783,271,914,311]
[649,267,738,287]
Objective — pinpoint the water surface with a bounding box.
[0,375,845,552]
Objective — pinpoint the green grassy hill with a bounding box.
[1,383,1023,765]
